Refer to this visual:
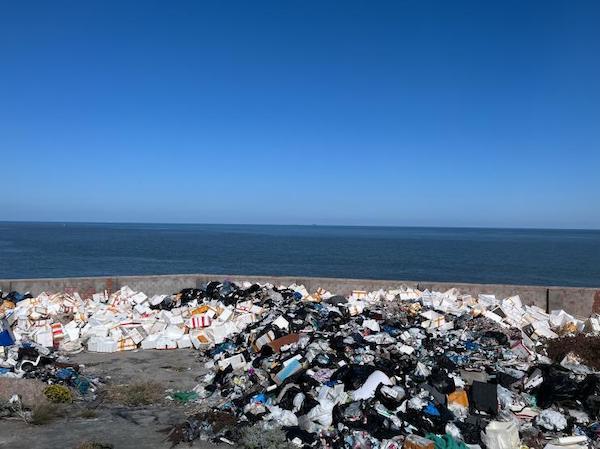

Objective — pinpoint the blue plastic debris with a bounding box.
[73,376,91,394]
[465,341,479,351]
[0,330,14,347]
[382,325,401,336]
[274,359,303,384]
[0,320,15,347]
[424,402,441,416]
[447,353,469,365]
[56,367,77,380]
[251,393,268,404]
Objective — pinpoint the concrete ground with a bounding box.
[0,349,236,449]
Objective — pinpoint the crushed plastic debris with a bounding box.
[169,390,200,403]
[3,282,600,448]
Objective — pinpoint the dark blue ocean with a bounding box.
[0,222,599,287]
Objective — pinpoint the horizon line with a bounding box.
[1,220,598,232]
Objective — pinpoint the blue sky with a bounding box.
[1,1,599,228]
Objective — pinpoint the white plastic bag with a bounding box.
[481,421,521,449]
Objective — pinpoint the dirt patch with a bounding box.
[0,378,48,408]
[105,381,164,407]
[547,335,600,370]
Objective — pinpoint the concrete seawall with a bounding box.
[1,274,599,317]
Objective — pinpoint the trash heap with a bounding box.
[165,284,600,449]
[3,282,600,449]
[0,282,270,355]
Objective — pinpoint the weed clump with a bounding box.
[30,402,65,425]
[105,381,163,407]
[44,384,73,403]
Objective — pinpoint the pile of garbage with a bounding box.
[161,285,600,449]
[0,282,271,354]
[3,282,600,449]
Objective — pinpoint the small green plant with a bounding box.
[44,384,73,403]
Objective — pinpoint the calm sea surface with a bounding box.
[0,222,599,287]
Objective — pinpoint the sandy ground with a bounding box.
[0,349,236,449]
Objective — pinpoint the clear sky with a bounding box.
[1,1,599,228]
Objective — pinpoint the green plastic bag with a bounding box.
[425,433,469,449]
[172,391,199,403]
